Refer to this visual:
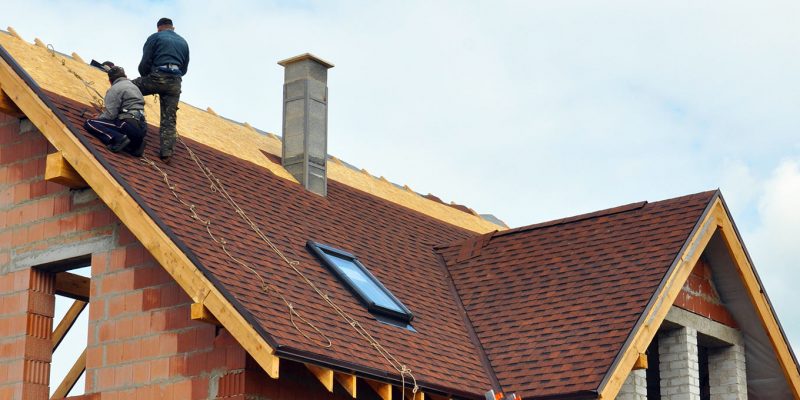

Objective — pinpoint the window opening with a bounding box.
[699,345,710,400]
[306,241,413,326]
[646,334,661,400]
[50,265,91,398]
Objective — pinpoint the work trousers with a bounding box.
[84,117,147,156]
[132,71,181,158]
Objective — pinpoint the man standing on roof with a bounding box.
[132,17,189,163]
[84,66,147,156]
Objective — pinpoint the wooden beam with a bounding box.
[52,299,87,351]
[403,388,425,400]
[0,55,282,379]
[717,210,800,398]
[334,372,357,398]
[0,87,23,118]
[598,198,723,399]
[366,379,392,400]
[190,302,220,326]
[305,364,334,392]
[632,353,648,370]
[45,152,88,189]
[55,271,90,301]
[50,348,86,399]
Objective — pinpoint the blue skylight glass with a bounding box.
[307,241,413,324]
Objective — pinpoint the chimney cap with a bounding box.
[277,53,335,69]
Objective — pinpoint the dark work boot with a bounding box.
[108,136,131,153]
[128,139,146,157]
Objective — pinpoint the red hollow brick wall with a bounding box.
[0,110,368,399]
[673,258,737,328]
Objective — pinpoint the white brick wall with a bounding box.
[617,369,647,400]
[709,344,747,400]
[659,327,700,400]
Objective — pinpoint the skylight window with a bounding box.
[307,241,414,325]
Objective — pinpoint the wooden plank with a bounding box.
[717,212,800,398]
[598,198,723,399]
[45,151,88,189]
[366,379,392,400]
[0,55,282,379]
[403,390,425,400]
[190,302,220,326]
[70,52,85,64]
[0,86,23,118]
[52,299,87,351]
[305,364,334,392]
[334,372,357,398]
[50,348,86,399]
[6,26,23,40]
[632,353,647,370]
[55,271,90,301]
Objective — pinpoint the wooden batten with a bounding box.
[305,364,334,392]
[50,348,86,399]
[403,390,425,400]
[52,300,87,350]
[70,52,85,64]
[190,302,220,326]
[632,353,648,370]
[54,271,90,301]
[0,86,23,118]
[335,372,357,398]
[366,380,392,400]
[45,152,88,189]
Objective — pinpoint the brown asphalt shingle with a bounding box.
[42,88,716,399]
[45,91,493,396]
[437,191,716,398]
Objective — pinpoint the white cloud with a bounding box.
[745,159,800,352]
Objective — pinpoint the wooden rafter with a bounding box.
[50,348,86,399]
[0,85,23,118]
[305,364,334,392]
[190,302,220,326]
[632,353,648,370]
[366,380,392,400]
[52,299,87,351]
[598,197,800,399]
[334,372,357,398]
[45,151,87,189]
[0,53,282,379]
[55,271,90,301]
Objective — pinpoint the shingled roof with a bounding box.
[438,192,716,398]
[2,28,799,400]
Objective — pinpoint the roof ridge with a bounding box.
[495,200,648,238]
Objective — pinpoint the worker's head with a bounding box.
[107,66,126,84]
[157,17,174,32]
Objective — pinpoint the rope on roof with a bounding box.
[46,43,422,394]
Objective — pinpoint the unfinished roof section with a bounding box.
[438,191,719,398]
[0,28,502,234]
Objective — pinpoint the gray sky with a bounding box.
[4,0,800,393]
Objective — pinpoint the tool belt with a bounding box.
[154,64,182,75]
[118,109,145,123]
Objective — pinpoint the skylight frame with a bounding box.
[306,241,414,324]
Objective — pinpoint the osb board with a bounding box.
[0,29,502,233]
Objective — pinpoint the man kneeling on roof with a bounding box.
[83,66,147,156]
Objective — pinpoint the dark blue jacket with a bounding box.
[138,30,190,77]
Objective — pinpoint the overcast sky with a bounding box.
[4,0,800,393]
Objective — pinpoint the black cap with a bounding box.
[107,66,126,82]
[157,18,173,27]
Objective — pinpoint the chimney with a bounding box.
[278,53,334,196]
